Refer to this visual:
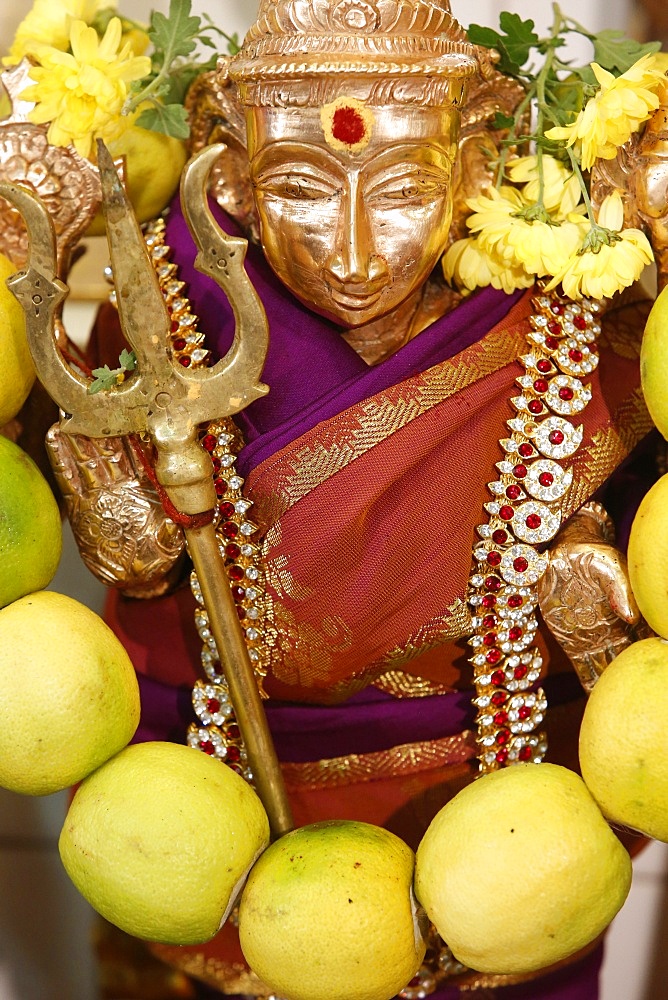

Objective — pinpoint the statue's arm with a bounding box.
[46,424,185,598]
[536,501,649,691]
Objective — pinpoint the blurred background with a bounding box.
[1,0,667,997]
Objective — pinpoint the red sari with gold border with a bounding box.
[100,200,654,997]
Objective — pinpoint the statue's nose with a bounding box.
[324,186,389,287]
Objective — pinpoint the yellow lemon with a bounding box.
[60,741,270,945]
[640,282,668,440]
[0,590,140,794]
[580,637,668,841]
[414,763,631,975]
[0,251,35,426]
[86,112,187,235]
[238,820,426,1000]
[627,472,668,637]
[0,435,61,609]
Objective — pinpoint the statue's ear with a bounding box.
[185,60,259,242]
[449,61,527,247]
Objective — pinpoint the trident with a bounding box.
[0,142,294,838]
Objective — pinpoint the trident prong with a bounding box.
[0,144,293,839]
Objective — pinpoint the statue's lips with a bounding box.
[328,283,386,310]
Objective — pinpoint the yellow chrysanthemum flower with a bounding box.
[3,0,114,65]
[504,216,587,278]
[506,155,582,218]
[464,185,585,280]
[443,237,533,295]
[546,192,653,299]
[545,54,667,170]
[22,17,151,160]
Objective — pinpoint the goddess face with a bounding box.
[246,99,459,328]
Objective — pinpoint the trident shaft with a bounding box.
[0,143,294,838]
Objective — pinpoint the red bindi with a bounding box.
[331,105,367,146]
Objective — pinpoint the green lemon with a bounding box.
[580,637,668,841]
[415,763,631,975]
[0,590,140,794]
[0,251,35,427]
[86,110,187,235]
[0,435,61,608]
[238,820,426,1000]
[59,741,270,945]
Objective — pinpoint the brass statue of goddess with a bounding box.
[29,0,656,995]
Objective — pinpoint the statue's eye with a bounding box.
[256,172,337,201]
[368,171,448,203]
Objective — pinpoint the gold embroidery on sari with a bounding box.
[563,388,653,519]
[281,730,477,791]
[147,949,271,996]
[251,323,529,523]
[372,671,454,697]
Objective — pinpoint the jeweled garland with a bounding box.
[468,287,601,772]
[137,219,601,784]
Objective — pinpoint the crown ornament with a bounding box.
[229,0,478,98]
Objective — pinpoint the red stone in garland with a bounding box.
[518,705,532,719]
[493,710,508,726]
[486,648,502,665]
[201,434,218,452]
[528,399,543,415]
[499,505,514,520]
[506,484,521,500]
[219,501,236,519]
[201,740,215,755]
[206,697,221,714]
[495,748,509,764]
[228,564,245,581]
[225,542,241,559]
[484,576,502,591]
[525,513,541,529]
[549,429,565,445]
[482,594,497,608]
[491,669,506,686]
[513,556,529,572]
[221,521,239,539]
[496,728,510,745]
[518,443,534,458]
[492,529,508,545]
[544,335,559,350]
[569,348,584,361]
[508,626,523,641]
[483,632,498,646]
[487,551,502,566]
[518,745,533,761]
[533,379,549,394]
[491,690,508,706]
[536,359,552,374]
[507,594,523,608]
[514,664,528,679]
[513,464,527,478]
[573,315,587,330]
[558,386,574,401]
[539,472,554,487]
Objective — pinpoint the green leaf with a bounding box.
[89,366,121,394]
[493,111,516,130]
[592,30,660,75]
[89,351,137,394]
[149,0,201,64]
[135,102,191,139]
[498,12,540,67]
[119,349,137,372]
[467,15,539,76]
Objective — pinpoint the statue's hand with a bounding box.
[536,503,648,691]
[46,424,186,597]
